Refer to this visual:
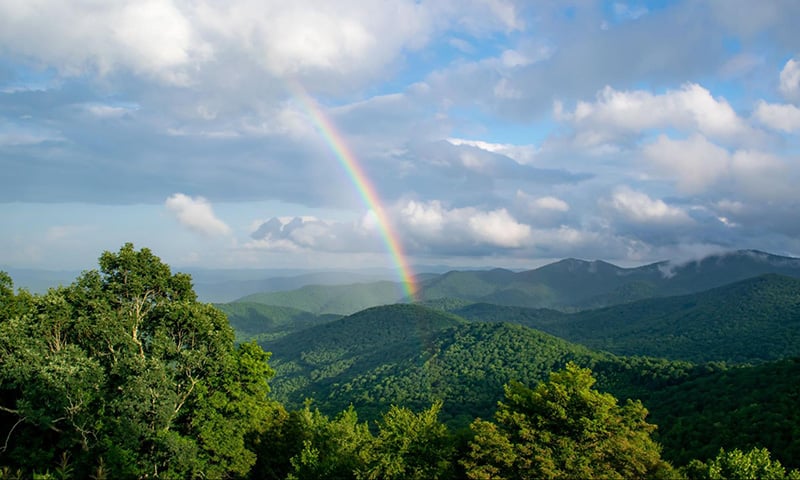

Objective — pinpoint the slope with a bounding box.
[234,280,406,315]
[215,301,341,342]
[453,274,800,364]
[262,304,696,425]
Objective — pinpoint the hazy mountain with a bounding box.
[234,249,800,313]
[234,281,408,315]
[215,301,341,342]
[418,249,800,310]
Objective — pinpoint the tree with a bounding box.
[462,362,674,479]
[358,401,454,480]
[286,405,372,480]
[0,244,277,478]
[684,447,800,480]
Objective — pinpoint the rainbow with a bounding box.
[288,82,417,301]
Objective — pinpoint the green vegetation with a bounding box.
[0,244,278,478]
[462,363,675,479]
[3,244,800,478]
[454,274,800,363]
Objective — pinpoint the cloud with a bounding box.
[643,134,731,194]
[399,200,532,250]
[779,58,800,100]
[165,194,231,236]
[642,134,794,201]
[446,138,538,164]
[605,187,692,224]
[557,83,755,145]
[0,0,203,84]
[754,100,800,132]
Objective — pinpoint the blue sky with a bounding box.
[2,0,800,273]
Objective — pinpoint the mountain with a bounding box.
[215,302,341,342]
[261,304,696,424]
[418,249,800,310]
[643,357,800,468]
[234,249,800,314]
[234,280,408,315]
[452,274,800,364]
[255,303,800,470]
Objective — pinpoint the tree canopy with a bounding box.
[462,362,674,479]
[0,243,278,478]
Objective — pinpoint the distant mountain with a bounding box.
[194,271,401,303]
[231,249,800,313]
[417,249,800,310]
[215,302,341,342]
[234,281,407,315]
[453,273,800,364]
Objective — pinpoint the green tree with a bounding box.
[462,363,674,479]
[286,405,372,480]
[684,447,800,480]
[0,244,277,478]
[358,401,454,480]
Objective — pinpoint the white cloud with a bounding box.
[515,191,570,212]
[467,209,531,248]
[399,200,532,249]
[558,83,755,144]
[606,187,692,224]
[779,58,800,100]
[165,193,232,236]
[446,138,537,164]
[754,100,800,132]
[0,0,203,83]
[642,135,794,200]
[643,134,730,194]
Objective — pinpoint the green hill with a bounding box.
[257,302,800,469]
[453,274,800,364]
[215,301,341,342]
[261,304,696,424]
[643,357,800,469]
[234,280,407,315]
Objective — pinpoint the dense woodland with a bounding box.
[2,244,800,479]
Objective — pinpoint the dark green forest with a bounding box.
[2,244,800,479]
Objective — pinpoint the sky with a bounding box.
[2,0,800,276]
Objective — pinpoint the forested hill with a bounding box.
[260,302,800,470]
[452,273,800,363]
[263,303,697,423]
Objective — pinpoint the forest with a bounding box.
[1,244,800,479]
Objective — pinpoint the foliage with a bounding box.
[0,244,277,478]
[358,402,454,480]
[644,357,800,468]
[462,363,674,479]
[456,274,800,364]
[683,447,800,480]
[287,405,373,480]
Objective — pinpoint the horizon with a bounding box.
[3,1,800,273]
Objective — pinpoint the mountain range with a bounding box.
[229,249,800,314]
[213,248,800,468]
